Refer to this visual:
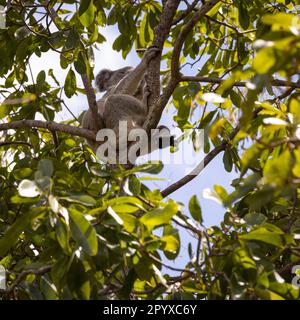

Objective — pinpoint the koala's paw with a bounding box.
[143,84,151,98]
[144,46,161,63]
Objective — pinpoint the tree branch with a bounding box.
[0,265,52,294]
[0,120,96,141]
[81,74,104,131]
[181,76,300,89]
[172,0,199,25]
[161,107,264,197]
[146,0,181,111]
[278,260,300,276]
[144,0,221,132]
[161,125,240,198]
[0,141,32,148]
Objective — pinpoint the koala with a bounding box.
[95,66,145,101]
[82,47,174,163]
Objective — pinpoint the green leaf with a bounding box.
[13,168,33,180]
[188,195,203,223]
[239,224,285,247]
[107,196,143,208]
[177,96,191,125]
[244,212,267,226]
[161,226,180,260]
[51,256,70,287]
[161,234,180,259]
[132,161,164,174]
[41,276,58,300]
[245,188,274,211]
[262,13,295,29]
[36,70,46,85]
[117,213,137,233]
[0,208,45,256]
[68,258,91,299]
[55,218,71,254]
[63,194,97,206]
[118,268,137,299]
[79,0,95,27]
[0,104,10,118]
[74,52,87,75]
[223,149,233,172]
[133,254,153,281]
[233,248,256,271]
[11,195,40,204]
[128,175,141,195]
[112,34,129,52]
[268,281,300,300]
[107,5,119,25]
[140,201,178,231]
[238,2,250,30]
[111,203,140,213]
[182,279,206,294]
[263,149,291,187]
[241,143,263,173]
[69,207,98,256]
[64,68,77,98]
[254,287,284,300]
[253,47,276,74]
[139,14,149,47]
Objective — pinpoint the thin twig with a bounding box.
[0,265,52,294]
[161,125,240,198]
[0,141,32,148]
[181,76,300,89]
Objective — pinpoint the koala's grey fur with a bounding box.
[82,47,173,160]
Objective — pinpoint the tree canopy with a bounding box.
[0,0,300,300]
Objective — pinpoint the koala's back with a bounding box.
[103,94,147,129]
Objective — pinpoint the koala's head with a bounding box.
[95,66,133,92]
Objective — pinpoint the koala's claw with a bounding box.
[143,85,151,97]
[144,46,161,63]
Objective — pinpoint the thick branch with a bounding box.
[161,125,240,198]
[181,76,300,89]
[144,0,221,132]
[0,120,96,141]
[146,0,181,109]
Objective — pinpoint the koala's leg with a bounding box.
[103,94,147,130]
[103,94,148,163]
[142,77,151,111]
[111,47,160,96]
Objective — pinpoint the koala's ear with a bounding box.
[96,69,111,92]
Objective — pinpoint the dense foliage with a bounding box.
[0,0,300,300]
